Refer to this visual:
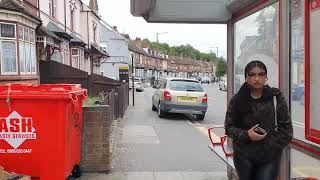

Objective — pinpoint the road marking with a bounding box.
[188,121,223,142]
[208,97,216,100]
[293,120,304,125]
[293,123,304,128]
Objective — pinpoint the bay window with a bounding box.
[0,23,36,75]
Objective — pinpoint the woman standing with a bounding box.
[225,60,293,180]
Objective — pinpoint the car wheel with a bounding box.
[196,113,205,121]
[158,102,165,118]
[72,165,82,178]
[152,102,157,111]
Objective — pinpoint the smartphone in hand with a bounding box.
[254,125,267,135]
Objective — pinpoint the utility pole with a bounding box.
[215,47,219,59]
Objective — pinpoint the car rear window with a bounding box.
[169,80,203,92]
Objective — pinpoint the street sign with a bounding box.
[119,66,129,82]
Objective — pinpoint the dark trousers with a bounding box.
[234,154,281,180]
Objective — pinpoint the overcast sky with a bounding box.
[83,0,227,58]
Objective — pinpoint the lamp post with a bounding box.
[155,32,168,84]
[131,54,135,106]
[156,32,168,43]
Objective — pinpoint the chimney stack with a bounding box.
[113,26,118,32]
[135,37,142,48]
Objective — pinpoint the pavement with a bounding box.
[79,171,228,180]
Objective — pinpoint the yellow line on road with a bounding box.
[188,121,221,142]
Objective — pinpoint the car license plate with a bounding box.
[178,96,197,102]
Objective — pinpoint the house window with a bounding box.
[80,50,84,70]
[72,48,79,68]
[71,48,84,70]
[49,0,57,17]
[19,25,36,74]
[70,9,74,31]
[1,24,15,38]
[51,51,61,62]
[0,23,17,75]
[61,41,70,65]
[93,24,97,43]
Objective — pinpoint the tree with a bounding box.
[215,58,227,79]
[141,38,151,48]
[150,42,170,54]
[256,9,267,37]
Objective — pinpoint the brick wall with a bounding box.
[80,105,112,173]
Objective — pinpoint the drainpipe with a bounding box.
[87,12,89,49]
[64,0,66,31]
[37,0,40,17]
[87,11,91,74]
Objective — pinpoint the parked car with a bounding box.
[152,78,208,120]
[129,78,144,92]
[201,77,210,84]
[219,79,227,91]
[292,84,304,101]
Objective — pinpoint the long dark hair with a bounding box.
[244,60,267,78]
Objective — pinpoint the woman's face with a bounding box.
[246,66,267,89]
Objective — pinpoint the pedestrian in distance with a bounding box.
[224,60,293,180]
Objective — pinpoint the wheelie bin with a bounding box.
[0,84,87,179]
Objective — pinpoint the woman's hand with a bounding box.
[248,125,267,141]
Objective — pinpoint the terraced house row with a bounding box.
[0,0,109,85]
[129,38,215,82]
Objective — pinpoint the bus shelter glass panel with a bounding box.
[234,2,279,93]
[291,0,306,140]
[307,0,320,144]
[290,148,320,179]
